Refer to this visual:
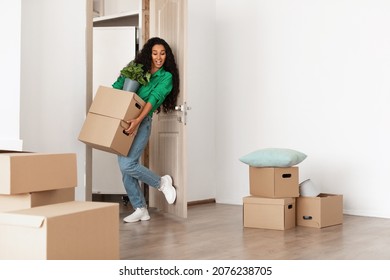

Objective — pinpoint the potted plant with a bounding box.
[120,61,151,92]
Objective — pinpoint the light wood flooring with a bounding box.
[117,202,390,260]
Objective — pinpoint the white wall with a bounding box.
[186,0,217,202]
[215,0,390,218]
[15,0,390,218]
[20,0,89,200]
[0,0,23,151]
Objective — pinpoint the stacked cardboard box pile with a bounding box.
[243,166,343,230]
[0,151,119,259]
[243,166,299,230]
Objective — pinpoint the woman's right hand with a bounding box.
[124,118,141,136]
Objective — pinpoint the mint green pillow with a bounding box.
[239,148,307,167]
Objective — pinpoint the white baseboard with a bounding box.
[343,209,390,219]
[0,139,23,151]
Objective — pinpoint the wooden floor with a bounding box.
[118,202,390,260]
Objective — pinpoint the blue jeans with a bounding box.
[118,116,161,209]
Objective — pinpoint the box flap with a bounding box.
[0,202,116,228]
[0,213,45,228]
[10,201,118,218]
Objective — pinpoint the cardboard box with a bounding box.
[296,193,343,228]
[249,167,299,198]
[78,86,145,156]
[0,153,77,195]
[243,196,296,230]
[0,201,119,260]
[0,188,75,212]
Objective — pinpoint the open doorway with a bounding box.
[85,0,148,205]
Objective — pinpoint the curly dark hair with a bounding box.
[133,37,180,113]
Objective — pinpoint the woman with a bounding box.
[112,37,180,223]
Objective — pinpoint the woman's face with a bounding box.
[151,44,166,72]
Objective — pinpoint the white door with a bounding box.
[148,0,188,218]
[92,26,137,194]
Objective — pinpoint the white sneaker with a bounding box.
[159,175,177,204]
[123,208,150,223]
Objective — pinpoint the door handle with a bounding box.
[174,101,191,125]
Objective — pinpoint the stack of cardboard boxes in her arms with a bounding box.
[240,148,343,230]
[0,151,119,259]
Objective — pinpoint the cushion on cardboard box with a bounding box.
[240,148,307,167]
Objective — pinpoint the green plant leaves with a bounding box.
[120,61,151,86]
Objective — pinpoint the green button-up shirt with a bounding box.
[112,67,173,116]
